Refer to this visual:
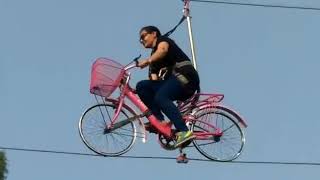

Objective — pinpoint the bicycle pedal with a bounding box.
[176,154,189,164]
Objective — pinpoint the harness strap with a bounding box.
[173,61,194,85]
[163,16,186,37]
[158,61,193,80]
[175,60,193,68]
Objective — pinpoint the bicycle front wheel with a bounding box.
[192,105,245,161]
[79,103,136,156]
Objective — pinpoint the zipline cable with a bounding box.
[189,0,320,11]
[1,146,320,166]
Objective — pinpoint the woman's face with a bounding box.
[139,30,157,48]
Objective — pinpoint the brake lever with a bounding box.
[133,54,141,66]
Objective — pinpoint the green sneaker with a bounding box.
[175,131,195,148]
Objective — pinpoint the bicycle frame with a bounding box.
[106,64,173,138]
[105,63,247,141]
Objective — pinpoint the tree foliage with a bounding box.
[0,151,7,180]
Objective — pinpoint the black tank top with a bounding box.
[148,36,200,95]
[149,36,191,78]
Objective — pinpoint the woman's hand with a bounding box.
[137,59,150,69]
[150,73,159,80]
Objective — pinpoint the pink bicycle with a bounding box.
[79,56,248,162]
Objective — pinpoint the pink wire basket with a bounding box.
[90,58,125,98]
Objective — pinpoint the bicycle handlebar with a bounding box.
[124,63,137,71]
[124,54,141,71]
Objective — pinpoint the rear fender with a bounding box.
[195,103,248,128]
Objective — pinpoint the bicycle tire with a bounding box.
[79,103,136,156]
[191,105,245,161]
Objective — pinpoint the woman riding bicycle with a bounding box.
[136,26,200,147]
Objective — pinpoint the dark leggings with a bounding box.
[136,75,190,132]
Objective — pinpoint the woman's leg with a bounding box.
[154,76,189,132]
[136,80,164,121]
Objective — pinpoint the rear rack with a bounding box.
[178,93,224,114]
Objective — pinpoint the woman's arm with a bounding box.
[138,41,169,68]
[148,41,169,63]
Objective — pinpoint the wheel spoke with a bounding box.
[222,124,236,133]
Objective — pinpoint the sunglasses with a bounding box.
[139,33,149,44]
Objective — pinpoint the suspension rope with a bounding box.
[163,16,186,37]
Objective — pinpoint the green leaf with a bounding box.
[0,151,8,180]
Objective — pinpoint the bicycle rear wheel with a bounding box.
[79,103,136,156]
[192,105,245,161]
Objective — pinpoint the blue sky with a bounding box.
[1,0,320,179]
